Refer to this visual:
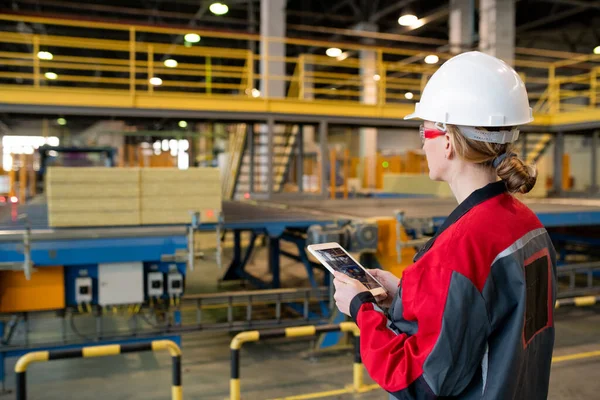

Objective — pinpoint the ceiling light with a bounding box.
[178,120,188,128]
[184,33,201,43]
[326,47,343,58]
[209,2,229,15]
[336,52,349,61]
[373,74,381,81]
[405,92,414,100]
[594,46,600,55]
[424,54,439,64]
[398,14,418,26]
[164,59,178,68]
[44,72,58,80]
[57,118,66,126]
[149,77,163,86]
[37,51,53,60]
[251,88,261,98]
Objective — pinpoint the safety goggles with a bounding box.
[419,124,446,143]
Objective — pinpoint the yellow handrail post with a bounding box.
[299,54,305,100]
[32,35,40,88]
[147,44,154,94]
[246,50,253,96]
[591,67,597,108]
[129,27,136,102]
[206,56,212,95]
[377,49,385,105]
[549,65,558,113]
[263,38,269,98]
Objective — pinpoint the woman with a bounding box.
[332,51,557,399]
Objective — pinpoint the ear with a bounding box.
[444,133,453,159]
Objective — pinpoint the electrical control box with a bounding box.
[75,277,93,304]
[98,262,144,306]
[167,273,183,296]
[147,272,164,297]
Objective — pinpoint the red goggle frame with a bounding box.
[419,125,446,141]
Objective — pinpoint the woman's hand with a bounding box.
[367,269,400,308]
[332,271,371,316]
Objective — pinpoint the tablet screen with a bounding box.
[315,247,381,290]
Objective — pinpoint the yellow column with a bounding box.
[19,154,26,201]
[330,149,336,200]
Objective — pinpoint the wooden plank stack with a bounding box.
[46,167,222,227]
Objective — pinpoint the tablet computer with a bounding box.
[307,242,386,297]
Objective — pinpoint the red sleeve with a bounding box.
[354,264,453,395]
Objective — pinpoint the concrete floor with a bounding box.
[2,245,599,399]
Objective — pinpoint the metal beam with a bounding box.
[517,6,587,32]
[369,0,419,24]
[592,131,599,193]
[536,0,600,9]
[553,132,565,195]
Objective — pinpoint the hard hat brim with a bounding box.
[403,112,419,120]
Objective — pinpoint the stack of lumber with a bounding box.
[140,168,221,224]
[46,167,140,227]
[46,167,222,227]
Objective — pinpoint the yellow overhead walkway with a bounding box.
[0,13,599,129]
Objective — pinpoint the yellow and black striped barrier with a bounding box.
[230,322,377,400]
[555,295,600,308]
[15,340,182,400]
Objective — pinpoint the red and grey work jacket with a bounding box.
[350,181,557,399]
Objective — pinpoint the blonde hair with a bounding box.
[447,125,537,194]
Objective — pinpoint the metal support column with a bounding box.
[267,118,274,197]
[553,132,564,195]
[297,124,304,193]
[223,230,243,281]
[592,131,599,194]
[319,120,328,199]
[269,237,281,288]
[521,133,527,160]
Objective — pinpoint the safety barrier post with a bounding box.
[230,322,368,400]
[15,340,182,400]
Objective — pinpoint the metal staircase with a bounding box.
[515,133,554,164]
[233,124,299,199]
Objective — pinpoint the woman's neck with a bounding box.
[447,163,498,204]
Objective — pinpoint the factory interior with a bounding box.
[1,0,600,399]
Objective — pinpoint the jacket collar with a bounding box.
[413,181,508,262]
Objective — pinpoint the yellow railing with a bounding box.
[0,13,598,115]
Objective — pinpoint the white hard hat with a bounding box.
[404,51,533,127]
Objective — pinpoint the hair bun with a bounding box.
[496,156,537,194]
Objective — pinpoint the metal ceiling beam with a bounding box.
[517,6,587,32]
[535,0,600,9]
[368,0,419,23]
